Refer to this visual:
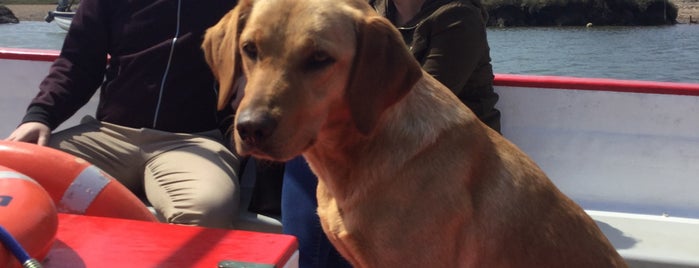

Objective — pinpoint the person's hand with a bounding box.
[4,122,52,146]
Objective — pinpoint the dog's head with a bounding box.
[203,0,422,160]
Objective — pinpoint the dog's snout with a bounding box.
[236,110,277,146]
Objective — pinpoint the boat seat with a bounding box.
[232,158,283,233]
[589,210,699,268]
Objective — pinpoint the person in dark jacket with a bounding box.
[5,0,241,228]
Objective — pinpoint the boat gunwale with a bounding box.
[0,47,60,62]
[496,73,699,97]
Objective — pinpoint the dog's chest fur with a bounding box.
[304,77,495,266]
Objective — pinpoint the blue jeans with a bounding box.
[282,156,351,268]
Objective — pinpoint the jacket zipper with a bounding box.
[152,0,182,129]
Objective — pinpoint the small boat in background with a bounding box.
[44,11,74,31]
[44,0,76,31]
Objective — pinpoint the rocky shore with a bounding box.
[2,2,698,25]
[3,4,55,22]
[484,0,697,26]
[676,0,699,23]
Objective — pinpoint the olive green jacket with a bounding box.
[371,0,501,132]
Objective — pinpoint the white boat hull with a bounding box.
[496,80,699,218]
[53,16,72,31]
[493,76,699,267]
[45,11,74,31]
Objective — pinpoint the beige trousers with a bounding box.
[49,116,240,228]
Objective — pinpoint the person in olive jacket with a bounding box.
[372,0,501,132]
[5,0,241,228]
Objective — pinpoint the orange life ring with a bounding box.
[0,141,157,222]
[0,165,58,268]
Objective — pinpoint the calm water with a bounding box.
[0,21,67,50]
[487,25,699,83]
[1,22,698,83]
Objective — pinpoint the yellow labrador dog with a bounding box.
[203,0,627,267]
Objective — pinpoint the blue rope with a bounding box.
[0,224,31,263]
[0,224,42,267]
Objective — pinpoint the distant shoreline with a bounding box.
[5,2,699,24]
[5,4,56,22]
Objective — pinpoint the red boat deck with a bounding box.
[43,214,298,268]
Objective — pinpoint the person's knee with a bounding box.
[166,190,240,228]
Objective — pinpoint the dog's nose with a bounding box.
[236,110,277,146]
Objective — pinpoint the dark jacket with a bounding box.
[371,0,500,132]
[23,0,237,133]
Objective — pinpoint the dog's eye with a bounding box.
[241,42,258,59]
[305,51,335,71]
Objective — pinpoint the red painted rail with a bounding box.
[495,73,699,96]
[0,47,60,62]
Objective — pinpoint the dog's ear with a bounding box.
[202,1,252,111]
[346,16,423,135]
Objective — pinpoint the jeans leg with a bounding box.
[281,156,351,268]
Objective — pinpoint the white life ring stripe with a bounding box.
[0,171,33,181]
[58,165,111,214]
